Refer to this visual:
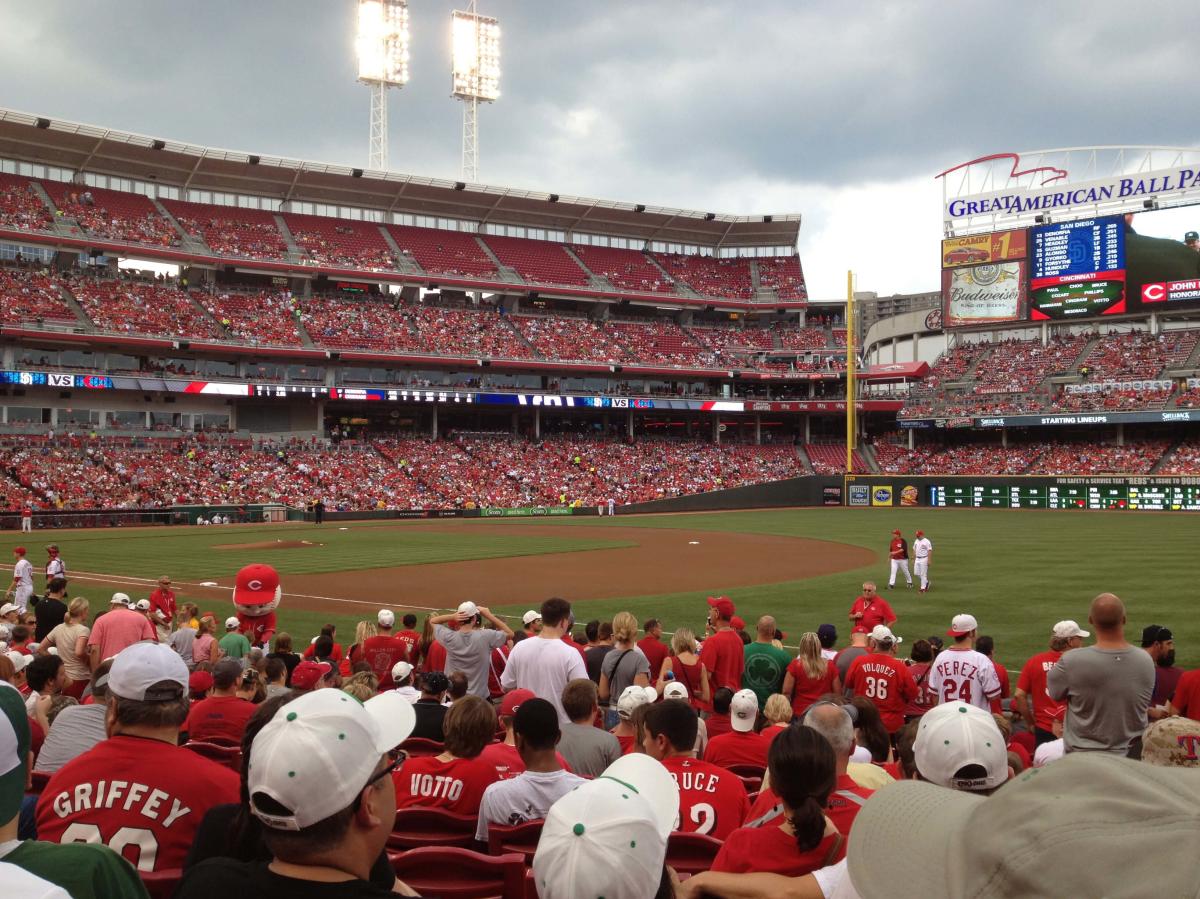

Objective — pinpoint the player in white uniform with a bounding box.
[607,497,616,516]
[44,543,65,587]
[5,547,35,613]
[927,613,1001,712]
[913,529,933,593]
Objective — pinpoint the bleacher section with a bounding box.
[0,268,77,326]
[607,319,714,367]
[755,255,807,299]
[510,314,624,363]
[41,181,178,247]
[653,253,753,298]
[0,173,52,232]
[196,290,306,347]
[1078,330,1199,380]
[385,225,499,278]
[283,212,395,271]
[570,245,676,293]
[162,200,289,259]
[483,235,590,286]
[69,278,225,340]
[805,443,866,475]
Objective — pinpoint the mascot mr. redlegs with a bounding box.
[233,562,280,649]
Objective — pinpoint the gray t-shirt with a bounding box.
[600,645,651,708]
[434,624,507,698]
[837,646,868,685]
[557,721,623,777]
[169,627,197,668]
[1046,644,1155,754]
[34,703,109,773]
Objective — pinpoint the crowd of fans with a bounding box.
[195,289,306,347]
[1078,330,1199,381]
[3,574,1192,898]
[570,244,678,294]
[283,214,396,271]
[755,256,808,300]
[653,254,755,299]
[0,267,77,326]
[69,277,225,341]
[873,439,1173,476]
[42,183,179,247]
[0,173,53,233]
[162,201,290,260]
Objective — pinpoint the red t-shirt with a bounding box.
[615,733,636,755]
[488,644,510,699]
[184,695,256,745]
[993,660,1011,699]
[704,730,771,770]
[147,588,176,621]
[661,755,749,840]
[393,755,499,816]
[236,611,276,647]
[848,596,896,629]
[785,658,839,718]
[37,735,241,871]
[637,635,670,680]
[713,826,845,875]
[396,629,421,662]
[844,653,918,732]
[746,773,873,835]
[477,741,570,779]
[361,634,410,689]
[423,640,447,673]
[700,629,745,693]
[562,634,588,661]
[706,714,732,740]
[302,640,342,661]
[1173,669,1200,718]
[889,537,908,560]
[1016,650,1065,732]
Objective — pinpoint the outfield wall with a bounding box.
[843,474,1200,511]
[619,477,843,514]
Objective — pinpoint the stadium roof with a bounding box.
[0,108,801,251]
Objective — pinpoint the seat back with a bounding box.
[390,847,525,899]
[400,736,445,757]
[486,818,544,864]
[727,763,765,779]
[666,832,724,875]
[139,868,184,899]
[387,807,479,850]
[183,741,243,772]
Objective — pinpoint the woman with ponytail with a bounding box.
[710,724,846,875]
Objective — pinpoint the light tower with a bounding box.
[356,0,410,171]
[451,2,501,183]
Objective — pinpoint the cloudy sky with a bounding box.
[2,1,1196,299]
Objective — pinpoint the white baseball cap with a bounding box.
[110,593,131,606]
[107,642,189,702]
[616,685,657,721]
[5,651,30,676]
[730,688,759,733]
[533,754,679,899]
[134,599,151,612]
[869,624,902,645]
[0,604,17,617]
[947,613,979,637]
[391,660,414,682]
[522,610,542,626]
[377,609,395,628]
[456,601,479,621]
[248,689,415,831]
[913,701,1008,791]
[662,681,689,701]
[224,616,240,630]
[1052,620,1090,639]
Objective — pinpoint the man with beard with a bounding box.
[1142,625,1181,715]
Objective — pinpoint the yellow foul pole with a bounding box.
[845,270,856,474]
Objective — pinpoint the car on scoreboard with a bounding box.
[944,247,990,265]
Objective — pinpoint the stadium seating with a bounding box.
[607,319,717,367]
[970,335,1090,395]
[41,181,178,247]
[1078,330,1199,381]
[0,267,77,326]
[874,439,1172,475]
[283,212,395,270]
[1159,438,1200,474]
[195,289,306,347]
[652,253,753,298]
[406,305,534,359]
[162,199,289,260]
[570,244,676,293]
[510,314,625,363]
[386,224,499,278]
[805,443,866,475]
[482,235,591,286]
[1047,385,1175,412]
[1175,384,1200,408]
[775,325,828,351]
[755,255,808,299]
[923,343,992,389]
[0,173,53,232]
[298,293,422,353]
[69,277,225,340]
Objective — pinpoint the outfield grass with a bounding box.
[5,507,1194,674]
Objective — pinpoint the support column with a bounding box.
[1116,423,1125,446]
[626,409,633,439]
[315,400,325,435]
[907,428,914,450]
[803,414,811,444]
[891,340,897,364]
[431,404,438,440]
[1001,428,1008,448]
[712,416,720,444]
[912,333,920,362]
[535,407,541,441]
[754,413,761,445]
[511,411,518,435]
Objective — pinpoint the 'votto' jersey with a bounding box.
[927,648,1001,711]
[661,756,749,840]
[36,735,241,871]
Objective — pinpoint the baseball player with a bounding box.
[20,504,32,533]
[927,613,1002,713]
[913,529,933,593]
[887,529,912,589]
[44,544,65,588]
[5,547,35,613]
[607,496,616,516]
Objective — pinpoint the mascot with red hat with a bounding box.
[233,563,280,649]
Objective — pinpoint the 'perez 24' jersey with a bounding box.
[927,649,1001,711]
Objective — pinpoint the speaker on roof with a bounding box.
[763,215,773,223]
[248,155,261,165]
[152,139,166,151]
[36,117,50,129]
[634,204,646,213]
[352,168,363,178]
[549,193,559,203]
[704,212,716,221]
[455,181,467,191]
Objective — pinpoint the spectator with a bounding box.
[430,602,512,699]
[522,609,543,638]
[656,626,711,712]
[501,598,588,723]
[409,671,450,741]
[266,632,301,684]
[599,611,652,728]
[700,596,744,693]
[1015,620,1084,744]
[147,576,176,642]
[816,624,838,661]
[189,670,214,702]
[903,639,937,722]
[393,694,499,815]
[843,626,917,737]
[38,597,90,698]
[34,577,69,644]
[743,615,792,708]
[557,678,621,777]
[395,613,421,663]
[705,689,770,769]
[848,581,896,631]
[390,661,420,703]
[849,696,894,772]
[343,671,380,703]
[834,626,870,682]
[34,660,113,773]
[301,624,342,664]
[169,614,197,671]
[611,685,656,753]
[928,614,1002,713]
[36,642,241,870]
[1142,624,1182,711]
[263,657,288,699]
[475,697,585,841]
[783,632,841,720]
[218,617,251,663]
[975,635,1010,700]
[191,616,220,667]
[707,687,735,739]
[637,618,670,679]
[24,654,65,716]
[762,694,794,740]
[479,689,570,778]
[643,697,749,839]
[712,725,846,875]
[177,689,417,898]
[184,659,257,744]
[360,609,411,690]
[1034,706,1068,767]
[290,660,336,692]
[446,670,469,703]
[1048,593,1155,755]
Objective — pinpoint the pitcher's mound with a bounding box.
[214,540,323,551]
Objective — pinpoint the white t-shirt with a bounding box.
[13,559,33,590]
[820,647,838,662]
[1034,738,1065,768]
[500,635,588,723]
[927,647,1001,711]
[393,685,421,704]
[475,768,586,840]
[913,537,933,559]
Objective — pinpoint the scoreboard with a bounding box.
[928,482,1200,511]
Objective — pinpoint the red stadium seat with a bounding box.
[486,818,544,863]
[665,832,724,876]
[183,741,242,772]
[139,868,184,899]
[400,736,445,757]
[387,807,479,850]
[389,847,526,899]
[727,763,765,780]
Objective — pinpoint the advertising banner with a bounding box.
[943,261,1026,327]
[941,229,1027,267]
[481,507,573,517]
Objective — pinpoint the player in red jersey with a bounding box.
[700,596,744,692]
[643,698,749,839]
[887,529,912,589]
[360,609,411,690]
[36,643,240,871]
[1015,620,1086,744]
[843,625,918,735]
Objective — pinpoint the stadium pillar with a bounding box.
[1001,429,1007,448]
[1117,424,1125,446]
[891,340,897,364]
[754,413,761,445]
[627,409,633,439]
[907,428,914,450]
[912,333,920,362]
[431,404,438,439]
[511,412,518,435]
[803,414,810,443]
[534,407,541,440]
[713,417,720,444]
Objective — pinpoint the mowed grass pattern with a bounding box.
[6,507,1196,675]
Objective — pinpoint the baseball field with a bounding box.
[5,507,1195,672]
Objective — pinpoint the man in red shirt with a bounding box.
[1169,668,1200,719]
[644,698,748,839]
[479,688,570,778]
[393,695,500,815]
[887,529,912,589]
[700,596,744,692]
[843,625,918,735]
[147,576,176,629]
[638,618,670,679]
[395,613,421,662]
[976,636,1010,699]
[1015,620,1086,744]
[704,689,771,770]
[37,642,241,871]
[183,659,256,744]
[360,608,411,690]
[848,581,896,631]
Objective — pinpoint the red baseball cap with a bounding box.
[852,624,870,635]
[188,670,214,693]
[234,563,281,605]
[707,596,736,619]
[916,530,925,537]
[730,616,746,631]
[291,660,333,691]
[12,547,25,556]
[892,529,901,536]
[500,688,537,718]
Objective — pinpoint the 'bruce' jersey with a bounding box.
[661,756,749,840]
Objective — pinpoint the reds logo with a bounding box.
[247,579,264,591]
[1142,283,1167,303]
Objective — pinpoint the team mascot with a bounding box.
[233,562,280,649]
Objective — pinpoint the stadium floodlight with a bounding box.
[356,0,411,171]
[451,4,501,182]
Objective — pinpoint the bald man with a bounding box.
[1047,593,1155,755]
[742,615,792,707]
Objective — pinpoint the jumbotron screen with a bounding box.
[928,482,1200,511]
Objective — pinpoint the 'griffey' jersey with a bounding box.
[661,755,749,840]
[927,648,1001,711]
[36,735,241,871]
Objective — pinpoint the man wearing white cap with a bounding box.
[390,661,420,703]
[36,643,241,871]
[522,609,543,637]
[85,593,156,672]
[429,601,513,699]
[1015,620,1087,745]
[927,614,1001,713]
[361,609,410,691]
[843,625,918,736]
[704,688,772,769]
[177,689,417,897]
[5,547,34,614]
[218,616,251,662]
